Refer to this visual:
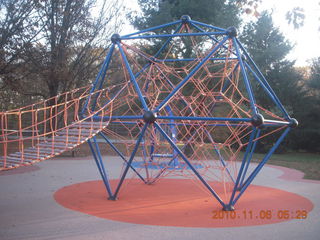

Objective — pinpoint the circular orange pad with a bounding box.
[54,179,313,228]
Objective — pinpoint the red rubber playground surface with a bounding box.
[54,178,313,228]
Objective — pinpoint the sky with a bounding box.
[260,0,320,66]
[121,0,320,66]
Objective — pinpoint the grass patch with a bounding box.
[67,143,320,181]
[251,152,320,180]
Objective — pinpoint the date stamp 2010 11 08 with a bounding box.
[212,209,308,220]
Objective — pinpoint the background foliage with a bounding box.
[0,0,319,152]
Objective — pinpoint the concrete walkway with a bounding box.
[0,156,319,240]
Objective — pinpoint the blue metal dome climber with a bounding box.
[83,15,297,211]
[0,15,297,212]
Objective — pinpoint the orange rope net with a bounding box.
[0,85,116,170]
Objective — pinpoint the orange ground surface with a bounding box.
[54,179,313,228]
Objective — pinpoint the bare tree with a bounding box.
[23,0,124,100]
[0,0,123,110]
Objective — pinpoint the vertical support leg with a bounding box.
[226,128,257,210]
[239,129,261,188]
[88,138,113,198]
[99,132,146,183]
[111,123,149,200]
[232,128,291,206]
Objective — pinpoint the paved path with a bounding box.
[0,156,319,240]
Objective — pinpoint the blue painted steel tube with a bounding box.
[81,44,115,115]
[165,105,179,167]
[92,115,143,121]
[90,119,252,127]
[121,31,226,40]
[239,129,261,188]
[154,57,238,62]
[157,115,251,122]
[93,136,112,190]
[232,127,291,205]
[142,22,184,101]
[117,43,149,111]
[189,21,237,56]
[112,123,149,199]
[227,128,257,207]
[91,46,116,112]
[120,24,183,90]
[189,22,222,44]
[88,139,113,197]
[122,20,182,38]
[108,121,284,128]
[154,122,226,208]
[150,126,200,183]
[154,23,184,58]
[122,23,183,95]
[190,20,226,32]
[245,62,290,119]
[154,36,229,112]
[96,45,115,90]
[99,132,146,183]
[232,38,258,115]
[245,62,278,104]
[236,39,290,119]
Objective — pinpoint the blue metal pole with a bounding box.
[92,136,111,188]
[121,31,226,40]
[154,36,229,112]
[232,127,291,205]
[96,45,115,90]
[189,20,226,32]
[150,127,155,162]
[189,22,236,56]
[157,116,251,122]
[98,132,147,183]
[130,23,184,95]
[93,120,252,128]
[87,139,113,197]
[117,43,149,111]
[122,20,182,38]
[227,128,257,207]
[154,57,238,62]
[81,44,115,115]
[244,61,291,120]
[91,45,116,112]
[154,23,184,58]
[154,122,226,208]
[111,123,149,200]
[236,39,290,119]
[165,105,179,167]
[150,125,200,183]
[232,38,258,115]
[141,22,182,94]
[104,121,284,128]
[92,115,143,121]
[239,129,261,188]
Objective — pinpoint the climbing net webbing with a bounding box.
[0,84,119,170]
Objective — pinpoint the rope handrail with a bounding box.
[0,82,118,170]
